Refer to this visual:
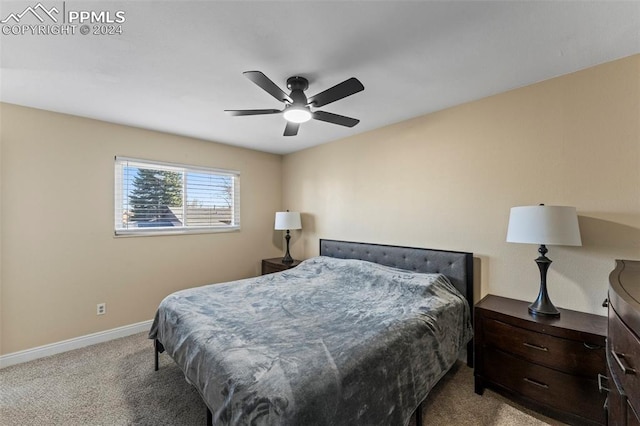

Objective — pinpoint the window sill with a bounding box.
[114,226,240,237]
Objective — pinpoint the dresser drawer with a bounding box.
[608,308,640,415]
[482,317,605,377]
[483,347,606,423]
[628,400,640,426]
[607,371,626,426]
[261,258,302,275]
[262,262,285,275]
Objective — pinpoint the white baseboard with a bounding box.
[0,319,153,369]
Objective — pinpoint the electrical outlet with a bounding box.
[97,303,106,315]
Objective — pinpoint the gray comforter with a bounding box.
[149,256,472,426]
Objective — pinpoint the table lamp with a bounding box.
[506,204,582,317]
[274,211,302,264]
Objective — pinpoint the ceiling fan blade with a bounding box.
[243,71,293,104]
[283,121,300,136]
[312,110,360,127]
[224,109,281,116]
[307,78,364,108]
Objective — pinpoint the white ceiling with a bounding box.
[1,1,639,154]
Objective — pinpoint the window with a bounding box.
[115,157,240,235]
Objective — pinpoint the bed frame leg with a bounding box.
[154,339,160,371]
[415,402,423,426]
[206,407,212,426]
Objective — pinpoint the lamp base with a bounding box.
[528,245,560,317]
[282,231,293,264]
[528,298,560,317]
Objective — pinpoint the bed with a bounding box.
[149,239,474,425]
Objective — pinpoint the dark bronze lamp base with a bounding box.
[529,244,561,317]
[528,295,560,316]
[282,230,293,264]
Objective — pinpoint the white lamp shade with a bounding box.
[506,205,582,246]
[274,212,302,230]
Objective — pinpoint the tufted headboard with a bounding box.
[320,239,474,366]
[320,239,473,306]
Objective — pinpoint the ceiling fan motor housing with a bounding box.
[286,76,309,105]
[286,76,309,91]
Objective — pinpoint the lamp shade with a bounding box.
[506,205,581,246]
[274,212,302,230]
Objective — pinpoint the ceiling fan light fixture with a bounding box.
[226,71,364,136]
[283,106,312,123]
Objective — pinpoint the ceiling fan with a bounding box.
[225,71,365,136]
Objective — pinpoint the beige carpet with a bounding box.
[416,361,563,426]
[0,332,563,425]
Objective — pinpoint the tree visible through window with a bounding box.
[115,157,240,235]
[129,169,183,225]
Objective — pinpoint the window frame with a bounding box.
[114,156,240,237]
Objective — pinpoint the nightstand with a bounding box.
[261,257,302,275]
[474,295,607,425]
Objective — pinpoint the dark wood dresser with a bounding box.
[606,259,640,426]
[474,295,607,425]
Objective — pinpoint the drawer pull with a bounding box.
[524,377,549,389]
[522,342,548,352]
[611,350,637,375]
[597,374,609,393]
[583,342,602,350]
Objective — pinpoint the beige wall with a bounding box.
[0,104,283,355]
[1,55,638,355]
[283,55,640,316]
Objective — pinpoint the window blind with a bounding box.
[114,157,240,235]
